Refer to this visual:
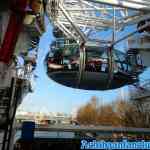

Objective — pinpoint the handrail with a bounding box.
[16,64,33,80]
[16,124,150,134]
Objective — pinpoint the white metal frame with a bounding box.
[46,0,150,45]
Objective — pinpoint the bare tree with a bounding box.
[76,96,150,128]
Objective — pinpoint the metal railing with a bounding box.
[130,79,150,101]
[16,124,150,135]
[16,64,34,80]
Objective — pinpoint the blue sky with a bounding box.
[17,20,142,115]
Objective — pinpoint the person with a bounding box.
[26,47,37,71]
[101,62,107,72]
[16,53,25,78]
[17,53,25,67]
[53,50,63,65]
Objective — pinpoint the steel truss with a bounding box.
[46,0,150,45]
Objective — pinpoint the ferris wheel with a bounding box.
[46,0,150,43]
[45,0,150,90]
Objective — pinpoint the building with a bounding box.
[130,79,150,112]
[16,111,71,125]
